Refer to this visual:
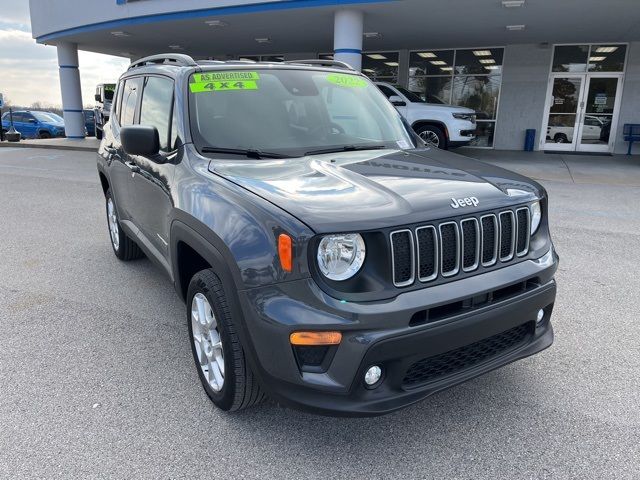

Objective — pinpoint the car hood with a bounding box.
[207,148,541,233]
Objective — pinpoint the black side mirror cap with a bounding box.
[94,93,102,102]
[120,125,160,157]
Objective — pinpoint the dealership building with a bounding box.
[29,0,640,154]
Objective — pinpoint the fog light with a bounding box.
[364,365,382,386]
[536,309,545,325]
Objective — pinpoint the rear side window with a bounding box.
[120,77,143,126]
[140,76,174,151]
[377,85,395,98]
[113,81,124,122]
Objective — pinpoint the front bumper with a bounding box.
[238,249,558,416]
[448,119,477,143]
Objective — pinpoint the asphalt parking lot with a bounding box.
[0,147,639,479]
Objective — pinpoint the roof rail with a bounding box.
[128,53,198,70]
[283,59,355,71]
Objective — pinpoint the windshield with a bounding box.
[104,84,115,101]
[189,69,414,157]
[32,112,62,123]
[395,86,445,105]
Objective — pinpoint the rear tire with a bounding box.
[554,133,568,143]
[187,269,265,412]
[95,127,103,140]
[105,189,143,261]
[415,125,447,149]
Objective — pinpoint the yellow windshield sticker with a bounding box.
[326,73,368,88]
[189,80,258,93]
[192,71,260,83]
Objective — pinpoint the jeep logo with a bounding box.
[450,196,479,209]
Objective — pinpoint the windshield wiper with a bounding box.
[303,144,387,156]
[201,147,292,159]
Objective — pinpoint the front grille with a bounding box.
[390,206,531,287]
[402,322,533,388]
[390,230,414,287]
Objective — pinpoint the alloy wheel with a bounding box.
[191,293,225,392]
[107,198,120,251]
[419,130,440,147]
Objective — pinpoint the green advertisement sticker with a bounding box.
[192,71,260,83]
[190,80,259,93]
[326,73,368,88]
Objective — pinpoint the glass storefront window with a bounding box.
[469,122,495,148]
[407,76,452,104]
[588,45,627,72]
[452,75,501,120]
[552,45,589,72]
[408,47,504,147]
[409,50,454,76]
[454,48,504,75]
[362,52,399,82]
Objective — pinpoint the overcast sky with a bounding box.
[0,1,129,108]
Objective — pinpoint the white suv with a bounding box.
[376,82,476,149]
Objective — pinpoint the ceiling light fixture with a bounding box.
[417,52,437,58]
[473,50,492,56]
[430,60,447,65]
[484,65,500,70]
[595,46,618,53]
[502,0,525,7]
[205,20,228,27]
[363,32,382,39]
[366,53,387,60]
[255,37,271,44]
[440,67,453,71]
[479,59,496,64]
[589,56,606,61]
[384,62,399,66]
[110,31,131,37]
[168,45,183,50]
[506,24,526,31]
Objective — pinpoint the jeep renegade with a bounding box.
[97,54,557,416]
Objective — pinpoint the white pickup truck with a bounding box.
[376,82,477,149]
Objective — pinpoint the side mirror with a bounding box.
[389,95,406,107]
[95,93,102,102]
[121,125,160,157]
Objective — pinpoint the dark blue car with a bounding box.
[84,109,96,137]
[1,110,65,139]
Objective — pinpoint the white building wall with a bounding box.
[615,42,640,154]
[493,44,553,151]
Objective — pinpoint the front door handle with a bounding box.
[125,161,140,173]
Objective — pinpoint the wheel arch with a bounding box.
[411,120,449,140]
[170,219,242,303]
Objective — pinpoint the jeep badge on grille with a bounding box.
[450,196,479,209]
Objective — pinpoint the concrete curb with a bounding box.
[0,140,97,152]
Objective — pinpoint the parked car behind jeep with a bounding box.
[376,82,477,149]
[94,83,115,140]
[1,110,65,139]
[97,55,557,417]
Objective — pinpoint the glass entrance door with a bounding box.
[543,77,585,150]
[542,74,623,153]
[576,76,622,153]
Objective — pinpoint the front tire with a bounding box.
[187,269,264,412]
[39,131,51,139]
[416,125,447,149]
[105,189,143,261]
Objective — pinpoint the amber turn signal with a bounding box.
[278,233,293,272]
[290,331,342,346]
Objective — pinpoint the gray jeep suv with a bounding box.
[97,54,557,416]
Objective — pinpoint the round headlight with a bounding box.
[317,233,366,281]
[530,201,542,235]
